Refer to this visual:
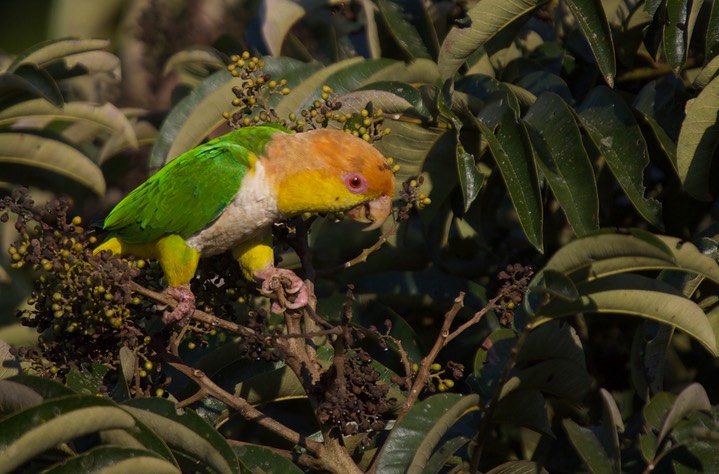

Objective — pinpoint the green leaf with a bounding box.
[564,0,616,86]
[542,229,719,284]
[563,418,615,473]
[641,392,676,461]
[524,92,598,236]
[122,398,239,474]
[677,75,719,201]
[377,0,432,60]
[6,374,76,400]
[0,131,105,196]
[535,273,718,356]
[6,37,110,73]
[423,435,471,473]
[0,380,42,416]
[663,0,703,72]
[486,461,549,474]
[2,64,64,108]
[0,340,20,380]
[500,359,591,401]
[259,0,307,56]
[707,0,719,60]
[494,389,551,435]
[599,388,624,473]
[657,383,711,448]
[473,328,516,398]
[41,446,181,474]
[0,395,137,473]
[474,97,543,251]
[0,98,138,151]
[438,0,549,80]
[376,393,480,473]
[456,144,483,212]
[233,444,302,473]
[577,86,662,228]
[65,363,111,395]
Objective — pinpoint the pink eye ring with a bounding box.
[343,174,368,194]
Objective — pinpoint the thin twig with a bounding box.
[318,219,398,275]
[165,355,324,455]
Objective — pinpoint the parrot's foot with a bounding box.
[162,284,196,326]
[255,267,309,313]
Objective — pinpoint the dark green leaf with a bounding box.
[663,0,702,72]
[6,37,110,73]
[233,444,302,473]
[0,395,137,472]
[707,0,719,60]
[563,418,615,473]
[657,383,711,447]
[65,364,111,395]
[494,389,552,435]
[41,447,180,474]
[599,388,623,473]
[486,461,550,474]
[122,398,239,474]
[577,86,662,228]
[376,393,480,473]
[474,97,543,251]
[473,328,516,397]
[564,0,616,86]
[524,92,599,236]
[377,0,432,60]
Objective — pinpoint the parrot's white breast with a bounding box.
[185,161,279,256]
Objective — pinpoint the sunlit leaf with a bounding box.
[0,131,105,196]
[534,273,717,355]
[438,0,549,80]
[6,37,110,73]
[677,75,719,201]
[40,446,180,474]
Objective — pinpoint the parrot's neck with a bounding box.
[185,161,279,256]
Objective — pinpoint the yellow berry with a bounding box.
[72,216,82,225]
[155,388,165,397]
[444,379,455,388]
[438,383,448,392]
[242,51,250,60]
[411,363,419,373]
[361,109,369,117]
[430,363,442,371]
[139,369,147,378]
[280,88,290,95]
[188,342,196,350]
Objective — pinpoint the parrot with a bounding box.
[94,123,395,325]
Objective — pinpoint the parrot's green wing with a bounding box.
[103,125,290,244]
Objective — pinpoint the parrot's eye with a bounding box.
[344,174,368,194]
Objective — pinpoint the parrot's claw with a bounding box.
[255,267,309,313]
[162,284,196,326]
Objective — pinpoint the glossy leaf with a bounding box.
[577,86,662,228]
[423,435,472,474]
[524,92,598,236]
[632,78,682,173]
[122,398,239,474]
[564,0,616,86]
[474,97,543,251]
[473,328,516,397]
[534,273,718,355]
[677,75,719,201]
[438,0,549,80]
[500,359,591,401]
[376,393,480,473]
[0,131,105,196]
[0,395,137,473]
[663,0,702,72]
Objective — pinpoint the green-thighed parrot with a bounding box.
[95,124,395,324]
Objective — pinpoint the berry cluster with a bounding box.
[315,348,395,439]
[1,188,143,373]
[495,263,533,326]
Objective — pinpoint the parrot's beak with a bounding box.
[346,195,393,231]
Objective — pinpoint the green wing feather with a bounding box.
[103,124,290,244]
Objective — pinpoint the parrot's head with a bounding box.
[264,129,395,230]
